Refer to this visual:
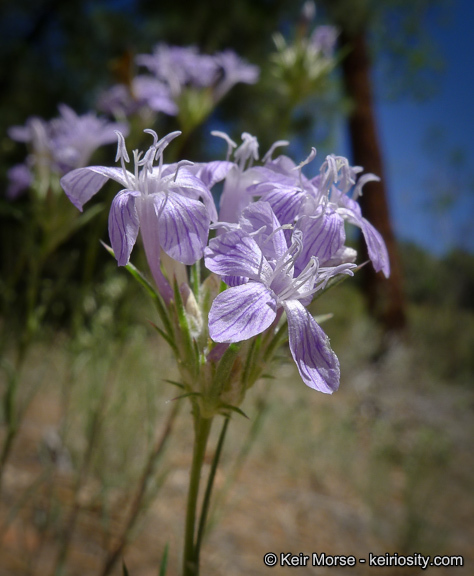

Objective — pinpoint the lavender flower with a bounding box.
[250,150,390,277]
[210,131,264,224]
[137,44,218,97]
[6,164,33,199]
[8,106,129,184]
[136,44,259,103]
[205,206,355,393]
[51,105,129,172]
[60,130,216,300]
[310,25,339,58]
[97,77,177,118]
[213,50,260,100]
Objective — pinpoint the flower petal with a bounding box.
[283,299,340,394]
[239,201,288,261]
[108,190,140,266]
[255,183,306,226]
[338,192,390,278]
[360,218,390,277]
[61,166,129,211]
[337,195,390,277]
[172,168,218,222]
[295,209,345,272]
[157,193,210,265]
[195,160,235,189]
[209,282,277,342]
[205,229,272,282]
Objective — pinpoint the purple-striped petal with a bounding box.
[157,193,210,265]
[360,218,390,277]
[295,209,345,272]
[172,169,218,222]
[209,282,277,342]
[195,160,235,189]
[337,195,390,277]
[256,184,306,226]
[283,299,340,394]
[61,166,129,211]
[108,190,140,266]
[239,201,288,261]
[204,229,272,282]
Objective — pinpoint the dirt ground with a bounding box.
[0,336,473,576]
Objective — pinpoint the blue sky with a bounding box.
[370,0,474,255]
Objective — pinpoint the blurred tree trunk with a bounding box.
[340,30,406,331]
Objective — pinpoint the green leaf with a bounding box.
[101,241,174,340]
[241,335,260,386]
[162,379,185,390]
[172,278,198,376]
[171,392,202,402]
[122,560,130,576]
[313,313,334,324]
[148,321,178,354]
[213,343,242,397]
[220,404,249,419]
[158,543,169,576]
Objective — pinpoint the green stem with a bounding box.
[194,416,230,566]
[182,412,213,576]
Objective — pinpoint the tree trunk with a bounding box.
[340,30,406,331]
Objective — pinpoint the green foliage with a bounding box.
[400,242,474,311]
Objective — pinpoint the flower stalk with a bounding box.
[183,411,213,576]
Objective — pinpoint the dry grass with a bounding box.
[0,290,473,576]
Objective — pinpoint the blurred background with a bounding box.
[0,1,473,575]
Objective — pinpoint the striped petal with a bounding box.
[283,299,340,394]
[157,193,210,265]
[209,282,277,342]
[61,166,129,211]
[108,190,140,266]
[204,229,272,282]
[296,209,345,272]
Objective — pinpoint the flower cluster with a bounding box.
[61,130,389,397]
[98,44,259,119]
[7,104,127,199]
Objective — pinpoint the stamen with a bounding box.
[115,131,132,188]
[262,140,290,163]
[293,147,317,171]
[155,131,182,158]
[268,230,303,283]
[211,130,237,162]
[154,131,182,179]
[143,129,158,147]
[173,159,194,182]
[234,132,259,170]
[133,150,143,183]
[261,224,294,248]
[115,131,130,163]
[352,173,380,200]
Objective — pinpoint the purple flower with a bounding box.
[136,44,259,104]
[213,50,260,100]
[51,105,129,172]
[250,149,390,277]
[137,44,218,97]
[211,131,264,224]
[310,25,339,58]
[9,106,129,177]
[97,78,177,118]
[60,130,216,301]
[205,204,356,393]
[6,163,33,200]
